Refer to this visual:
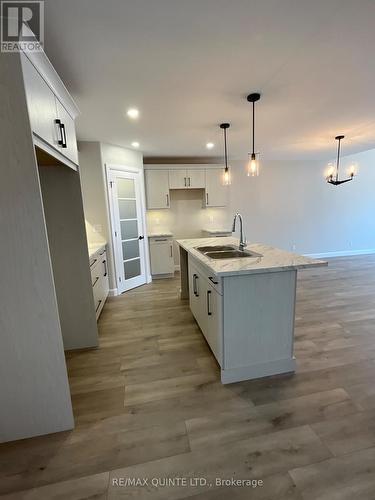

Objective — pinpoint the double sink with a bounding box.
[196,245,262,260]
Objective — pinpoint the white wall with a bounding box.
[227,150,375,256]
[145,149,375,258]
[79,141,147,293]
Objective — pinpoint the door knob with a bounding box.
[138,235,144,240]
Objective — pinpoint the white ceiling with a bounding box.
[44,0,375,160]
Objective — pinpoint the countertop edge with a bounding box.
[177,237,328,277]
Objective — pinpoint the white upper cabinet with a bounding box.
[145,170,170,209]
[169,168,206,189]
[205,168,227,207]
[187,169,205,188]
[55,99,78,165]
[145,166,227,210]
[20,41,79,170]
[21,55,58,148]
[169,169,187,189]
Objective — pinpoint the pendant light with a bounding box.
[326,135,356,186]
[220,123,231,185]
[246,92,261,177]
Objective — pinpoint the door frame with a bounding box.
[105,164,151,295]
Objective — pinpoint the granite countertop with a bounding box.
[88,242,107,259]
[177,236,327,277]
[148,232,173,238]
[202,228,232,234]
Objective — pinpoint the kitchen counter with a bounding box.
[148,231,173,238]
[177,236,327,277]
[88,242,107,259]
[177,237,327,384]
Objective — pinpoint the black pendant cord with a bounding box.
[252,101,255,157]
[224,127,228,170]
[220,123,230,171]
[336,136,341,182]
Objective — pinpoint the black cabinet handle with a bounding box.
[93,276,99,287]
[188,177,191,187]
[206,193,209,205]
[61,123,67,148]
[55,119,64,146]
[95,299,102,313]
[166,194,169,206]
[170,245,173,258]
[103,260,107,277]
[207,290,212,315]
[209,276,218,285]
[193,273,197,296]
[90,258,97,268]
[184,177,187,187]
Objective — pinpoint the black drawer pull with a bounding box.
[90,258,97,268]
[207,290,212,316]
[93,276,99,287]
[103,260,107,277]
[209,276,219,285]
[95,299,102,312]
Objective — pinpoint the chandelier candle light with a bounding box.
[220,123,231,185]
[326,135,356,186]
[247,92,261,177]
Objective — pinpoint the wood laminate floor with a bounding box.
[2,255,375,499]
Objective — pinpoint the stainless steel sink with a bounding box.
[206,250,262,259]
[196,245,235,253]
[196,245,262,260]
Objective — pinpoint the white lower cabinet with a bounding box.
[188,256,223,364]
[90,247,109,319]
[149,236,174,277]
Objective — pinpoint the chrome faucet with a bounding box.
[232,213,247,251]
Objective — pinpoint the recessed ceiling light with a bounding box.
[127,108,139,119]
[206,142,214,149]
[131,141,140,148]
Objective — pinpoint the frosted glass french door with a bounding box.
[109,170,146,293]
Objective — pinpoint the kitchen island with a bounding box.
[177,237,327,383]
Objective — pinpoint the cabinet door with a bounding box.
[204,280,223,364]
[150,238,174,275]
[188,263,206,331]
[56,99,79,165]
[21,54,59,148]
[145,170,170,209]
[169,169,188,189]
[187,169,205,189]
[205,169,227,207]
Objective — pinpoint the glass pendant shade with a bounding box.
[223,166,231,185]
[220,123,231,186]
[247,153,259,177]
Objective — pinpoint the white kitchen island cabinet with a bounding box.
[178,237,327,384]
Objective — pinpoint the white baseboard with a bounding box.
[108,288,118,297]
[305,249,375,259]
